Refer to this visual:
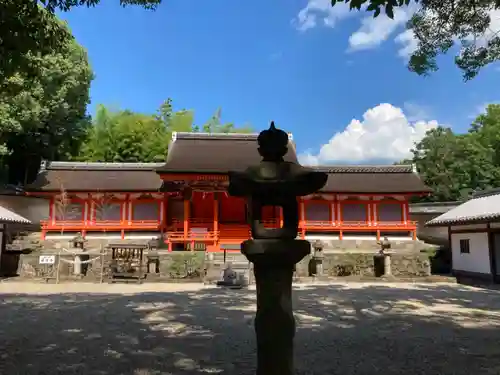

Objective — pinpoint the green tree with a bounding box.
[407,105,500,202]
[80,101,254,163]
[1,0,161,83]
[201,108,253,133]
[469,104,500,165]
[331,0,500,80]
[0,11,93,184]
[80,107,170,162]
[155,98,195,134]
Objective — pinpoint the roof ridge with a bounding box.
[44,161,164,171]
[312,165,413,173]
[172,131,294,141]
[472,187,500,199]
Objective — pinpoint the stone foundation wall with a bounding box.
[7,250,206,282]
[8,250,111,281]
[7,250,431,282]
[14,231,438,253]
[319,239,436,253]
[294,252,431,277]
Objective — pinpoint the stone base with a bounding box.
[241,239,310,266]
[242,239,311,375]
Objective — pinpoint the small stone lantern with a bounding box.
[71,232,86,276]
[72,232,85,249]
[312,239,324,276]
[378,236,391,255]
[146,238,160,274]
[375,236,392,277]
[228,121,328,375]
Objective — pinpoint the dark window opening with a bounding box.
[459,239,470,254]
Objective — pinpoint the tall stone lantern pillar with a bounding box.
[228,122,328,375]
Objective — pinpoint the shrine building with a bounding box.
[25,132,432,251]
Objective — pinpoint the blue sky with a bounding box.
[59,0,500,164]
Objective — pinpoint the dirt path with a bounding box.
[0,282,499,374]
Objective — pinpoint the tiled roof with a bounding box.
[409,201,460,214]
[314,165,414,173]
[26,162,164,192]
[156,132,298,173]
[45,162,164,170]
[26,161,430,194]
[0,206,31,224]
[426,192,500,226]
[25,134,431,195]
[319,169,431,194]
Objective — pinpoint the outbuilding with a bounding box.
[0,204,31,273]
[426,188,500,283]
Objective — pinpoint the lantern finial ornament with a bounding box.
[257,121,289,161]
[228,121,328,375]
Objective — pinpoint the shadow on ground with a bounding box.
[1,283,500,374]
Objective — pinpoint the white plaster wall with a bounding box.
[0,196,49,223]
[451,232,490,274]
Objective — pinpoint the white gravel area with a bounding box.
[1,281,500,375]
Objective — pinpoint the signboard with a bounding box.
[39,255,56,265]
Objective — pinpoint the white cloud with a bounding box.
[395,29,418,59]
[348,6,415,51]
[292,0,355,32]
[293,2,500,64]
[298,103,439,165]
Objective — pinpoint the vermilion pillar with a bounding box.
[299,200,305,239]
[183,199,190,242]
[213,192,219,247]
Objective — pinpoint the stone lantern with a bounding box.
[71,232,86,277]
[72,232,85,249]
[312,239,325,276]
[228,121,328,375]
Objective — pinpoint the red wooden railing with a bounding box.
[166,230,219,242]
[40,218,416,243]
[303,220,416,230]
[40,220,162,232]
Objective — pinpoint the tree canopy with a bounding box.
[406,104,500,202]
[79,100,253,163]
[0,9,93,185]
[0,0,162,83]
[332,0,500,80]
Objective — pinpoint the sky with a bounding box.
[59,0,500,165]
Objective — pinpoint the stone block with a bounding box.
[319,252,431,278]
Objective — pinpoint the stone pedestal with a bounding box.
[72,249,84,276]
[147,252,160,274]
[383,253,392,276]
[316,260,323,277]
[242,239,310,375]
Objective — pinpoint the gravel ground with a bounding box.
[1,281,500,375]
